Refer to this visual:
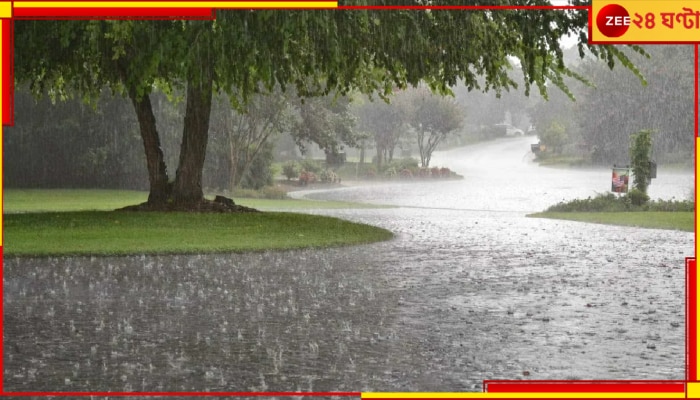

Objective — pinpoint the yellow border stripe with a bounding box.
[689,382,700,398]
[362,393,685,399]
[0,2,11,17]
[14,1,337,8]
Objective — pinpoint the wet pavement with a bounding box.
[4,137,694,394]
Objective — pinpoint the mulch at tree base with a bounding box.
[117,196,259,213]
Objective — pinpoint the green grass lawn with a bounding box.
[3,189,388,213]
[3,189,394,257]
[528,211,694,232]
[4,211,394,257]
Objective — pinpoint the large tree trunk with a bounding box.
[130,92,171,205]
[173,74,214,206]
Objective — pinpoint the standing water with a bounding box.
[4,137,693,393]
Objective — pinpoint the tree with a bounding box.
[289,93,358,159]
[208,90,292,191]
[14,6,641,210]
[561,45,692,165]
[400,87,463,167]
[538,120,568,154]
[14,20,190,205]
[630,129,653,195]
[353,95,406,169]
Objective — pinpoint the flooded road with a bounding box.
[4,137,693,393]
[299,137,692,212]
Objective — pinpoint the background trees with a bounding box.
[5,87,147,189]
[399,87,463,168]
[208,90,292,191]
[12,5,637,208]
[288,93,357,159]
[529,45,693,166]
[353,96,406,169]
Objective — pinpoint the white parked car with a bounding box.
[494,123,524,136]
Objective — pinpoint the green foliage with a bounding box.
[646,197,695,212]
[299,159,324,174]
[208,89,293,190]
[282,161,300,181]
[541,45,693,166]
[353,94,407,168]
[627,188,649,206]
[14,10,649,203]
[16,10,642,112]
[396,86,463,167]
[289,93,358,156]
[319,169,340,183]
[538,121,567,155]
[237,143,276,190]
[630,129,653,195]
[4,87,148,189]
[333,159,461,182]
[387,157,420,172]
[545,192,692,213]
[362,164,378,179]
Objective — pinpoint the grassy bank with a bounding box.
[529,211,693,232]
[530,192,694,232]
[3,189,387,213]
[4,211,394,257]
[534,154,589,167]
[3,189,394,257]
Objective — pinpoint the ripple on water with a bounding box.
[4,139,692,392]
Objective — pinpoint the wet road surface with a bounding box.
[4,137,693,394]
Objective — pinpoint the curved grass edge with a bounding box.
[527,211,694,232]
[4,211,395,257]
[2,189,393,213]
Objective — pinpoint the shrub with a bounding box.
[646,198,694,212]
[298,171,317,186]
[239,144,275,190]
[320,169,339,183]
[364,165,377,179]
[417,168,431,178]
[388,158,420,172]
[545,192,693,212]
[538,121,568,154]
[282,161,299,181]
[626,188,649,206]
[546,193,629,212]
[300,159,323,174]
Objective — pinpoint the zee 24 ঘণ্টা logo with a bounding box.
[594,2,700,42]
[596,3,631,37]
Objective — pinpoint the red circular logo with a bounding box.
[596,4,630,38]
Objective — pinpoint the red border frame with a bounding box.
[0,2,696,398]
